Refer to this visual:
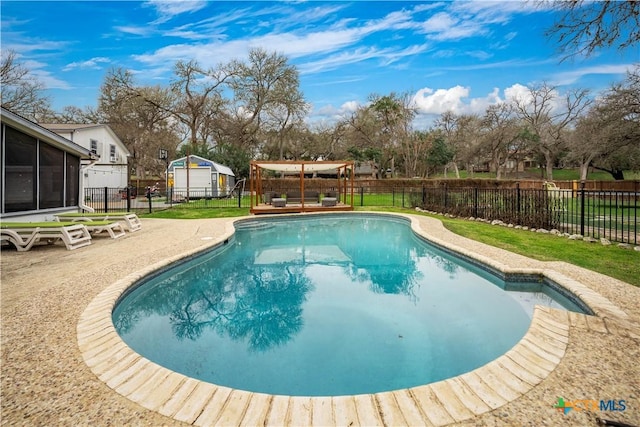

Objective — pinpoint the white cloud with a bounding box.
[314,100,360,117]
[130,5,434,75]
[63,57,110,71]
[503,83,531,103]
[410,85,516,127]
[468,87,502,112]
[412,85,470,115]
[422,12,456,33]
[340,100,360,113]
[145,0,208,24]
[113,25,152,37]
[551,64,634,86]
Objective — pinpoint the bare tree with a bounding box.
[370,92,416,177]
[543,0,640,60]
[478,104,536,179]
[434,111,484,178]
[1,49,52,120]
[567,66,640,180]
[169,60,230,149]
[263,80,309,160]
[227,48,304,154]
[478,104,518,179]
[399,130,433,178]
[512,82,591,180]
[342,107,381,178]
[306,121,348,161]
[98,68,180,179]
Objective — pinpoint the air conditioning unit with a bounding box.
[109,155,118,163]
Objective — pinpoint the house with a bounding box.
[40,123,130,189]
[1,107,95,221]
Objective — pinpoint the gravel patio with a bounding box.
[1,215,639,426]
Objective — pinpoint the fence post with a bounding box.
[392,187,395,207]
[444,183,448,212]
[422,185,426,207]
[103,187,108,213]
[402,187,405,208]
[473,187,478,218]
[126,187,131,212]
[580,181,585,237]
[237,188,242,208]
[146,187,153,214]
[360,187,364,206]
[516,182,521,224]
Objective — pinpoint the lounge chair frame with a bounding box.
[1,222,92,251]
[54,212,142,232]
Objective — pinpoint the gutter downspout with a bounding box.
[79,154,99,212]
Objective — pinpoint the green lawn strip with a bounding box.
[441,218,639,286]
[141,207,250,219]
[429,168,640,180]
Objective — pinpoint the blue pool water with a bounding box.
[113,214,586,396]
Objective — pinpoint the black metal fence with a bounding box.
[407,183,639,245]
[83,187,244,212]
[85,183,639,244]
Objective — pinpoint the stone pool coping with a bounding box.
[74,212,638,426]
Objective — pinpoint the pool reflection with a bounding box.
[114,216,459,353]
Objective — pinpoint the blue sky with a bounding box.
[2,0,638,128]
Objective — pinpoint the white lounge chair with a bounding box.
[53,212,142,232]
[0,228,41,252]
[82,220,126,239]
[1,222,93,251]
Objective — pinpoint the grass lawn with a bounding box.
[432,168,640,181]
[142,206,251,219]
[141,205,639,287]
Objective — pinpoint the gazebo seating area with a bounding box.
[249,160,355,214]
[262,190,339,208]
[285,190,320,204]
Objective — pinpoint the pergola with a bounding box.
[249,160,355,214]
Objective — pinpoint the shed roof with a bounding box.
[169,155,235,176]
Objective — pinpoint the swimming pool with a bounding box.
[113,214,587,397]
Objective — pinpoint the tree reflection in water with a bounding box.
[114,215,458,352]
[132,254,313,351]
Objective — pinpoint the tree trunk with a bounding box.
[579,164,589,181]
[545,153,554,181]
[612,169,625,180]
[452,162,460,179]
[579,152,596,181]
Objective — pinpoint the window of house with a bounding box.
[2,124,82,213]
[90,139,99,155]
[109,144,116,159]
[3,125,37,212]
[66,153,80,206]
[39,143,65,209]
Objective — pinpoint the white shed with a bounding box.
[168,155,235,198]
